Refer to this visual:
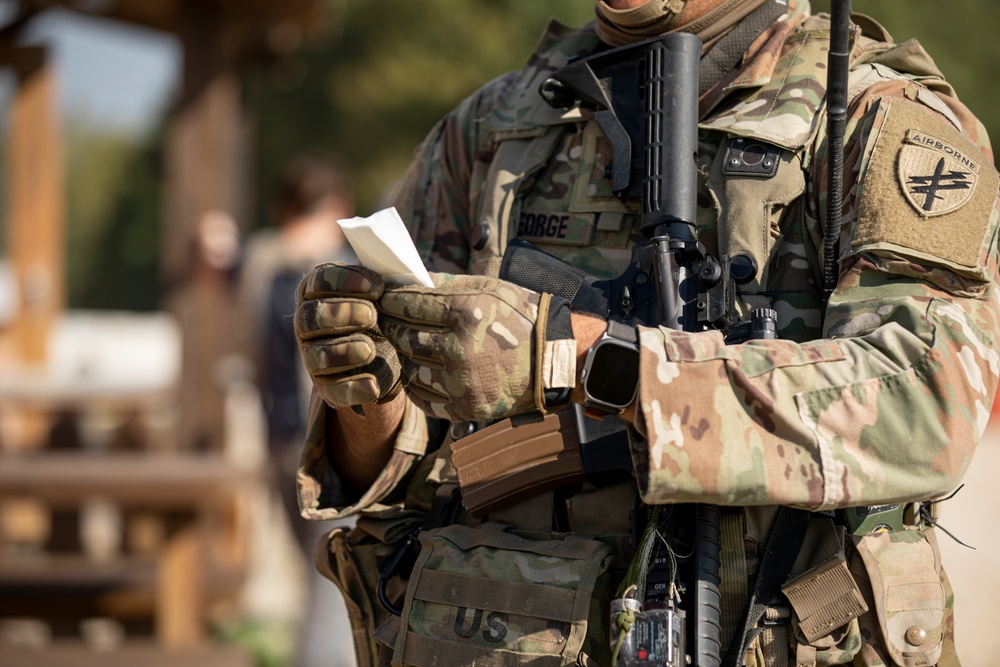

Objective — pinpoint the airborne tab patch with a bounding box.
[899,129,979,217]
[850,96,999,276]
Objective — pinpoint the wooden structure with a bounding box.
[0,1,327,664]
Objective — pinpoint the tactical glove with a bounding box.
[295,263,402,409]
[377,273,576,423]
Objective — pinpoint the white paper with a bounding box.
[336,207,434,287]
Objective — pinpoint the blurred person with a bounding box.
[292,1,1000,666]
[240,152,357,667]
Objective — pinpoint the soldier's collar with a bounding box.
[699,0,809,118]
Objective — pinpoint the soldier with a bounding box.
[294,1,1000,665]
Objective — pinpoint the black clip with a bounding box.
[377,528,422,616]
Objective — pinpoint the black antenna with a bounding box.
[824,0,853,297]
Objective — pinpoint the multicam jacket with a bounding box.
[299,3,1000,666]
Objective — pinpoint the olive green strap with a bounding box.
[718,510,749,651]
[760,608,790,667]
[488,490,556,534]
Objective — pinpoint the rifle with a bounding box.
[503,32,738,667]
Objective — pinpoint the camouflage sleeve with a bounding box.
[297,392,430,520]
[296,75,518,518]
[633,81,1000,512]
[390,71,518,274]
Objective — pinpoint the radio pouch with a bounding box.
[853,529,946,667]
[392,523,613,667]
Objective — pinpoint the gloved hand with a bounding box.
[295,263,402,409]
[377,273,575,422]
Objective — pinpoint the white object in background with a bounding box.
[336,207,434,287]
[80,498,122,563]
[0,260,17,326]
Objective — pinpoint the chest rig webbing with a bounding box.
[470,20,831,330]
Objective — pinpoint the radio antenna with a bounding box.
[823,0,853,299]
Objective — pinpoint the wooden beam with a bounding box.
[3,48,64,368]
[161,2,251,286]
[0,453,247,507]
[156,526,204,647]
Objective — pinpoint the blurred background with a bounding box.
[0,1,996,666]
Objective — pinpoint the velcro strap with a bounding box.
[401,633,566,667]
[413,570,577,622]
[539,293,575,410]
[698,0,789,95]
[606,318,638,344]
[782,554,867,643]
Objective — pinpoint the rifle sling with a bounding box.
[722,505,810,667]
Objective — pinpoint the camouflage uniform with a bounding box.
[299,2,1000,665]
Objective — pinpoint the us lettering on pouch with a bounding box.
[453,607,509,643]
[518,212,570,239]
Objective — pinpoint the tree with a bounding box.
[249,1,595,220]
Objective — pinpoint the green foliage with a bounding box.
[54,0,1000,310]
[215,617,296,667]
[249,0,594,220]
[65,121,163,310]
[812,0,1000,142]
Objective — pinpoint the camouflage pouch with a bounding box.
[314,527,381,667]
[852,529,946,667]
[392,523,613,666]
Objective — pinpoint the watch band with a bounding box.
[606,318,638,345]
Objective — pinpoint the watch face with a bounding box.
[586,340,639,408]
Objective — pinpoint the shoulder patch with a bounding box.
[850,96,999,277]
[898,129,979,216]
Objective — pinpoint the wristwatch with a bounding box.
[580,319,640,416]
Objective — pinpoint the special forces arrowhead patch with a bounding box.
[898,129,979,217]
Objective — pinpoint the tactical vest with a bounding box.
[325,17,965,667]
[470,21,826,342]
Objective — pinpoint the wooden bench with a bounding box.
[0,452,251,644]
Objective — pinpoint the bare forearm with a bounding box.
[326,392,407,496]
